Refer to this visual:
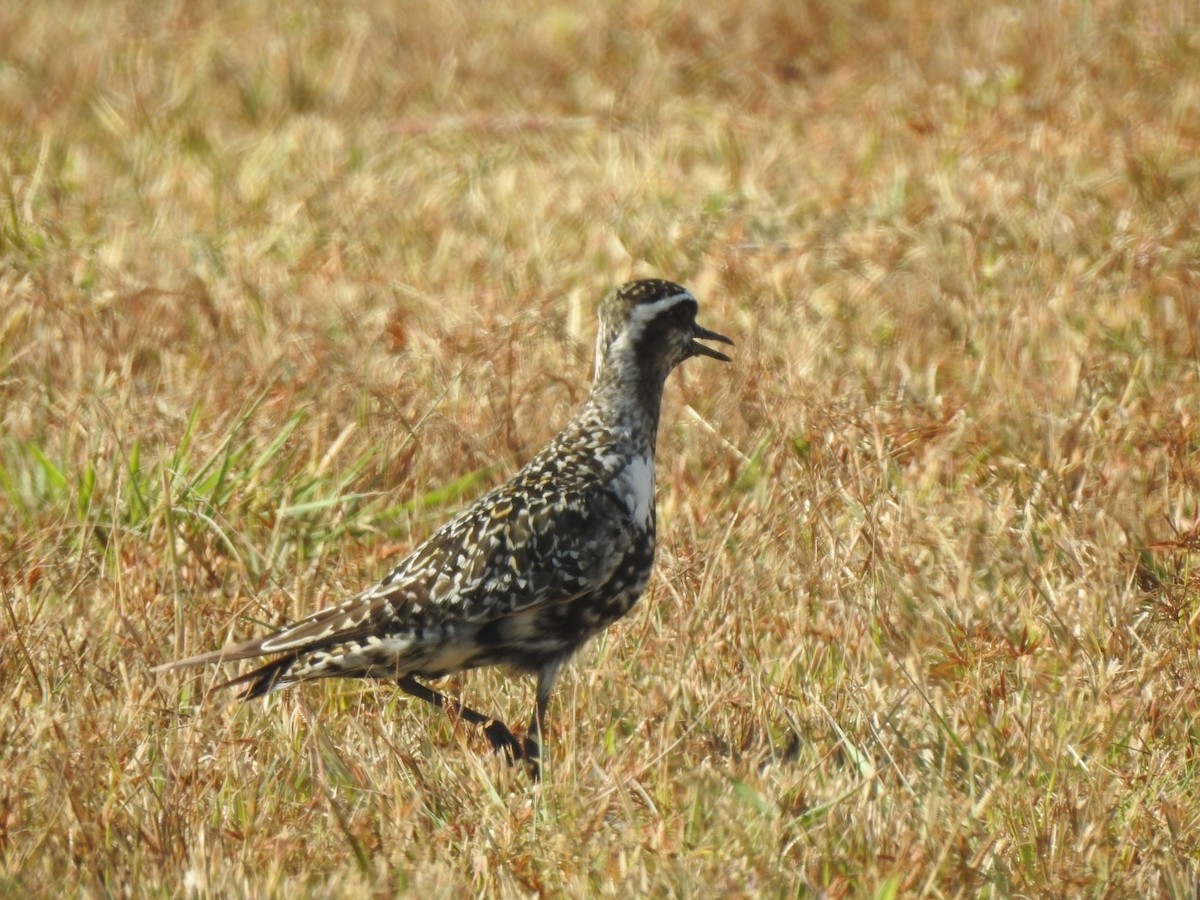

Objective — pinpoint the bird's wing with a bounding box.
[155,471,637,668]
[263,482,635,647]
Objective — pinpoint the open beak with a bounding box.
[690,322,734,362]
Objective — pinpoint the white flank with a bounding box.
[613,454,655,528]
[420,640,476,674]
[593,320,605,382]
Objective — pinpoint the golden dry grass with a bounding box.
[3,0,1200,895]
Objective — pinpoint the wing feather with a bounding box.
[155,462,637,672]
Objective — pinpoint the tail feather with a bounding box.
[153,601,413,698]
[152,625,300,699]
[216,655,300,699]
[150,633,276,673]
[152,588,387,677]
[154,629,366,699]
[153,640,301,699]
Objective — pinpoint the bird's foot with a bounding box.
[482,718,522,758]
[481,719,541,779]
[521,734,541,781]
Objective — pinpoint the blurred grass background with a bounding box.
[2,0,1199,895]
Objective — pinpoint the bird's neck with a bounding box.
[583,357,668,454]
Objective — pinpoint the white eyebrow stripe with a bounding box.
[626,291,694,326]
[595,289,696,381]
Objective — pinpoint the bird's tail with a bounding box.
[152,634,301,699]
[215,655,299,699]
[150,636,272,673]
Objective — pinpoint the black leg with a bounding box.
[398,676,525,763]
[521,659,564,778]
[522,684,548,762]
[519,708,542,779]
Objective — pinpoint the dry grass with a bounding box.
[3,0,1200,895]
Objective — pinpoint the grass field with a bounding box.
[3,0,1200,895]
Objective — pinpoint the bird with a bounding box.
[154,278,733,776]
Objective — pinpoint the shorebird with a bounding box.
[155,279,732,776]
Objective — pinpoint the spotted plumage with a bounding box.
[154,279,732,774]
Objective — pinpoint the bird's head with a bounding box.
[593,279,733,384]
